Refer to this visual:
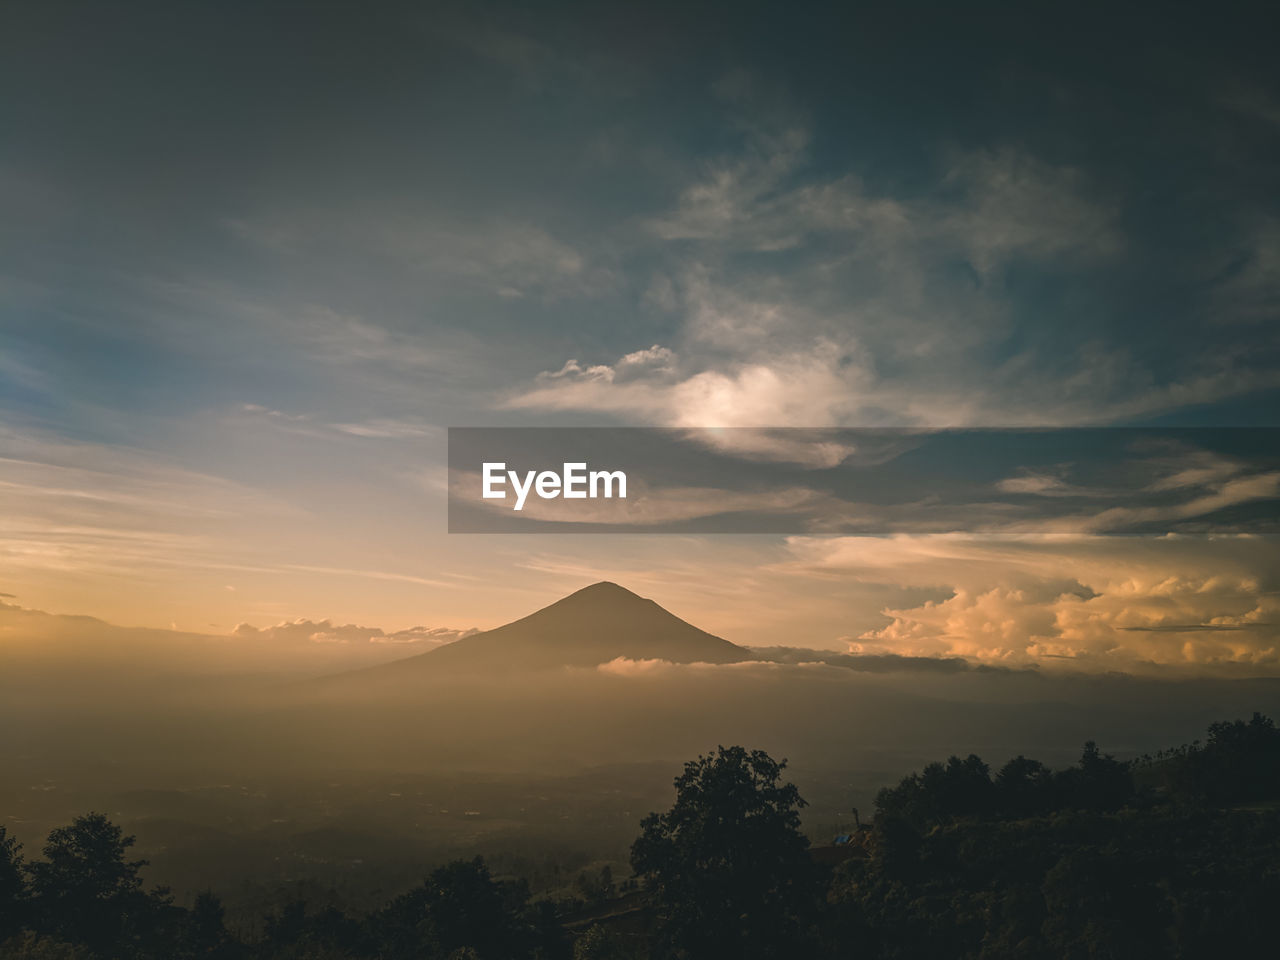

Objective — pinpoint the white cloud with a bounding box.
[536,358,619,384]
[996,472,1072,495]
[328,419,441,440]
[233,618,476,648]
[503,134,1147,430]
[509,338,866,429]
[784,534,1280,671]
[617,343,677,372]
[594,656,793,677]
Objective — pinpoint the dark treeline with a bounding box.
[2,714,1279,959]
[829,712,1280,959]
[874,712,1280,829]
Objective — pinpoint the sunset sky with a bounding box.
[2,3,1278,670]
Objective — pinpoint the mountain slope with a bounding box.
[341,582,748,678]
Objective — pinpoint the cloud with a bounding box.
[456,430,1278,531]
[594,656,793,678]
[673,428,859,469]
[328,419,441,440]
[1213,217,1280,323]
[939,147,1123,273]
[0,424,300,580]
[996,472,1073,496]
[536,358,620,384]
[455,467,835,525]
[617,344,677,373]
[534,344,677,387]
[1080,471,1280,532]
[646,127,887,251]
[748,645,1001,674]
[591,653,969,680]
[503,135,1133,428]
[0,598,478,680]
[424,221,614,301]
[647,131,1118,269]
[233,618,476,648]
[240,403,308,422]
[508,337,867,432]
[596,656,680,677]
[231,214,613,302]
[235,405,442,442]
[783,534,1280,671]
[500,117,1275,430]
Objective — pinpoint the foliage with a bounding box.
[826,806,1280,958]
[630,745,819,959]
[0,931,92,960]
[0,827,26,942]
[1138,711,1280,804]
[373,856,535,959]
[24,813,174,958]
[571,924,641,960]
[875,741,1134,829]
[3,716,1280,958]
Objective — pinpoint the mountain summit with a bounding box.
[346,581,748,678]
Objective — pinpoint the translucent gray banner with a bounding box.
[446,427,1280,534]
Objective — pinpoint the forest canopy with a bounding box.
[2,714,1279,959]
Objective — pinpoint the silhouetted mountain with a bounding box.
[339,582,749,678]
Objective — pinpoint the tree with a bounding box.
[995,755,1055,817]
[185,890,234,958]
[1200,712,1280,802]
[572,923,639,960]
[630,746,818,959]
[874,753,995,828]
[374,856,532,959]
[0,825,27,940]
[574,865,614,905]
[1063,740,1133,811]
[26,813,166,955]
[0,931,91,959]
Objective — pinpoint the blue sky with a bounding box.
[1,1,1278,669]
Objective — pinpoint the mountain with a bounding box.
[339,581,749,678]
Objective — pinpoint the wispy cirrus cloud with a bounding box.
[502,109,1272,430]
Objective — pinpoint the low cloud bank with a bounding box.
[233,618,476,648]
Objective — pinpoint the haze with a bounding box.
[2,0,1279,929]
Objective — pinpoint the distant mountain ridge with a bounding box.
[339,581,749,678]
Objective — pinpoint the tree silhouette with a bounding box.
[631,746,818,959]
[874,753,996,827]
[0,824,27,941]
[27,813,167,955]
[184,890,234,958]
[375,856,534,959]
[994,754,1055,817]
[1060,740,1133,811]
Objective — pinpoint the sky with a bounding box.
[2,1,1278,671]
